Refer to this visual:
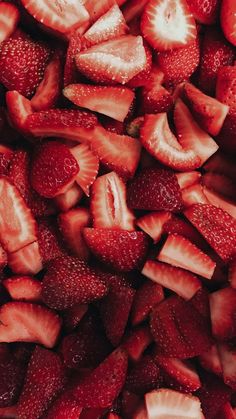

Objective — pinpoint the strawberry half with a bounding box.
[122,326,153,362]
[54,183,84,212]
[131,280,164,326]
[186,0,220,24]
[210,287,236,341]
[141,0,197,51]
[221,0,236,46]
[137,211,172,242]
[0,302,61,348]
[91,172,135,230]
[0,351,26,408]
[62,303,88,332]
[7,241,43,276]
[126,355,162,394]
[216,66,236,115]
[6,90,32,133]
[3,276,42,302]
[71,144,99,196]
[84,0,116,23]
[217,114,236,154]
[0,2,20,44]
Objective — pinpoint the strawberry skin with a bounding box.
[216,66,236,115]
[70,144,99,196]
[141,83,173,114]
[210,287,236,341]
[131,281,164,326]
[186,0,220,24]
[42,256,108,310]
[126,355,162,394]
[45,392,82,419]
[0,34,51,97]
[37,217,65,264]
[0,349,26,408]
[0,2,20,44]
[221,0,236,46]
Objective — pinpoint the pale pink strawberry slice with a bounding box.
[20,0,89,35]
[0,302,61,347]
[181,183,209,207]
[142,259,201,299]
[137,211,172,242]
[131,281,164,326]
[6,90,32,133]
[126,354,162,394]
[0,177,37,253]
[91,172,135,230]
[127,42,153,88]
[3,276,42,302]
[64,83,135,122]
[174,99,219,164]
[202,187,236,219]
[140,113,201,171]
[58,207,90,260]
[199,344,223,377]
[210,287,236,341]
[54,183,83,212]
[141,0,197,51]
[218,344,236,389]
[0,3,20,43]
[71,144,99,196]
[84,0,115,22]
[7,241,43,276]
[122,326,153,362]
[176,171,201,190]
[76,35,147,85]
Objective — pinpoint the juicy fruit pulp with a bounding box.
[0,0,235,418]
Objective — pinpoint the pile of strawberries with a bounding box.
[0,0,235,417]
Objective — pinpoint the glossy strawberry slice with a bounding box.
[140,113,201,171]
[221,0,236,46]
[6,90,32,133]
[127,43,153,88]
[141,0,197,51]
[7,241,43,275]
[199,344,223,376]
[176,171,201,190]
[137,211,172,242]
[122,326,153,362]
[83,228,149,272]
[0,3,20,43]
[54,183,83,212]
[64,83,135,122]
[216,66,236,115]
[71,144,99,196]
[91,172,135,230]
[181,183,209,207]
[76,35,147,84]
[3,276,42,302]
[202,187,236,219]
[21,0,89,35]
[45,391,82,419]
[126,355,162,394]
[210,287,236,341]
[0,302,61,348]
[186,0,220,24]
[131,281,164,326]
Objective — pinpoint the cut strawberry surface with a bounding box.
[0,302,61,348]
[141,0,197,51]
[218,344,236,389]
[181,183,209,207]
[176,171,201,190]
[64,83,135,122]
[7,241,43,275]
[137,211,172,242]
[221,0,236,46]
[3,276,42,302]
[0,3,20,44]
[54,183,83,212]
[217,113,236,154]
[216,66,236,115]
[131,280,164,326]
[6,90,32,133]
[122,0,149,22]
[71,143,99,196]
[84,0,116,23]
[37,217,64,265]
[210,287,236,341]
[127,43,153,88]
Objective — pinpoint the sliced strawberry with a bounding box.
[17,346,65,419]
[6,90,32,133]
[63,30,82,87]
[141,83,173,114]
[42,256,108,310]
[72,349,128,408]
[122,326,153,362]
[76,35,147,84]
[91,172,135,230]
[99,274,135,346]
[145,389,202,419]
[31,53,62,111]
[140,113,201,171]
[176,171,201,190]
[37,217,65,265]
[204,151,236,180]
[183,82,229,136]
[202,187,236,219]
[190,286,211,320]
[210,287,236,341]
[181,183,209,207]
[0,3,20,43]
[216,66,236,115]
[62,303,88,332]
[7,241,43,275]
[0,177,37,253]
[199,344,223,376]
[214,403,236,419]
[83,4,128,47]
[217,113,236,154]
[202,172,236,201]
[83,228,149,272]
[0,145,13,176]
[90,125,141,179]
[25,108,98,143]
[127,43,153,88]
[64,83,135,123]
[31,141,79,198]
[3,276,42,302]
[132,403,148,419]
[122,0,149,22]
[221,0,236,46]
[102,117,125,135]
[21,0,89,35]
[142,259,201,299]
[0,244,7,270]
[184,204,236,262]
[174,99,219,164]
[136,211,172,242]
[0,302,61,347]
[45,391,82,419]
[84,0,115,23]
[155,356,201,393]
[218,344,236,389]
[141,0,197,51]
[70,144,99,196]
[58,207,90,260]
[121,390,142,419]
[131,280,164,326]
[54,183,84,212]
[126,355,161,394]
[186,0,220,23]
[0,405,18,418]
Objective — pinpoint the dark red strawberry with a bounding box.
[72,349,128,408]
[0,349,26,407]
[131,280,164,326]
[216,66,236,115]
[0,244,7,271]
[214,402,236,419]
[17,346,65,419]
[202,172,236,201]
[42,256,108,310]
[216,114,236,153]
[126,355,161,394]
[6,90,32,133]
[141,82,173,114]
[199,344,223,376]
[186,0,220,24]
[64,30,82,87]
[31,141,79,198]
[122,0,149,23]
[190,287,210,321]
[3,276,42,302]
[7,241,43,276]
[218,344,236,389]
[99,274,135,346]
[122,326,153,362]
[0,145,13,176]
[210,287,236,341]
[45,391,82,419]
[0,2,20,44]
[0,33,51,97]
[221,0,236,47]
[127,167,183,212]
[70,144,99,196]
[137,211,172,242]
[37,217,65,264]
[83,228,149,272]
[63,303,88,332]
[54,183,84,213]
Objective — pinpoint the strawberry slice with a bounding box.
[42,256,108,310]
[0,177,37,253]
[174,99,219,164]
[76,35,147,84]
[71,144,99,196]
[210,287,236,341]
[0,406,18,418]
[145,389,202,418]
[83,228,149,272]
[141,0,197,51]
[140,113,201,171]
[229,258,236,289]
[31,141,79,198]
[199,344,223,377]
[37,217,65,265]
[3,276,42,302]
[202,187,236,219]
[0,145,13,176]
[122,326,153,362]
[31,53,62,111]
[64,83,135,122]
[17,346,65,419]
[142,259,201,299]
[90,125,141,179]
[217,113,236,154]
[122,0,149,23]
[54,183,84,212]
[84,0,115,23]
[218,344,236,389]
[136,211,172,242]
[0,302,61,348]
[127,167,183,212]
[183,82,229,136]
[221,0,236,46]
[216,66,236,115]
[62,303,88,332]
[126,355,162,394]
[176,171,201,190]
[0,244,7,271]
[127,43,153,88]
[64,30,82,87]
[58,207,90,260]
[6,90,32,133]
[45,392,82,419]
[181,183,209,207]
[20,0,89,35]
[186,0,220,24]
[7,241,43,275]
[202,172,236,201]
[91,172,135,230]
[72,349,128,408]
[184,204,236,262]
[157,234,216,279]
[83,4,128,47]
[0,3,20,43]
[131,280,164,326]
[214,403,236,419]
[141,83,173,114]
